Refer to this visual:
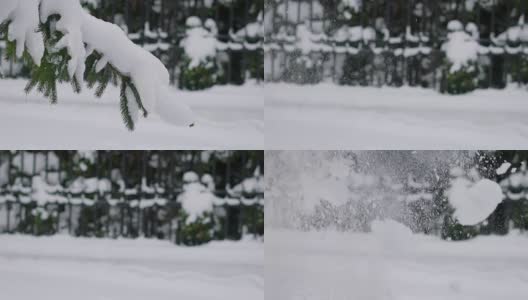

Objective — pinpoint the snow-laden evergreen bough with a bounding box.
[0,0,195,130]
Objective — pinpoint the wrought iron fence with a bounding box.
[0,0,264,86]
[0,151,264,244]
[264,0,528,90]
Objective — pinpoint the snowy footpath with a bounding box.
[266,83,528,149]
[267,228,528,300]
[0,80,263,149]
[0,235,263,300]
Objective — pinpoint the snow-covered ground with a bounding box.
[0,235,263,300]
[266,228,528,300]
[0,80,263,149]
[266,83,528,149]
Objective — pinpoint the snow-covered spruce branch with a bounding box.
[0,0,195,130]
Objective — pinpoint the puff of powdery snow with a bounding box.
[2,0,44,64]
[450,166,465,177]
[371,219,413,239]
[181,17,217,69]
[178,180,214,225]
[300,170,349,213]
[40,0,86,81]
[448,178,503,226]
[496,162,511,175]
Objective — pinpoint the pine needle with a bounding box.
[128,81,148,117]
[24,78,38,94]
[71,76,81,94]
[95,68,110,98]
[120,80,134,131]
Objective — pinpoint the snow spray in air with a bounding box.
[265,151,495,234]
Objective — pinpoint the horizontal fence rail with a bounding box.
[0,151,264,244]
[264,0,528,89]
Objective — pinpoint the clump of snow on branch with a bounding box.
[499,164,528,201]
[493,15,528,42]
[234,12,263,39]
[40,0,87,83]
[228,167,264,197]
[0,0,44,64]
[443,20,480,73]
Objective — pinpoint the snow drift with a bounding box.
[0,235,263,300]
[267,228,528,300]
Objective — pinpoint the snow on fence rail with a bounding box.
[264,0,528,89]
[0,151,264,244]
[0,0,264,85]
